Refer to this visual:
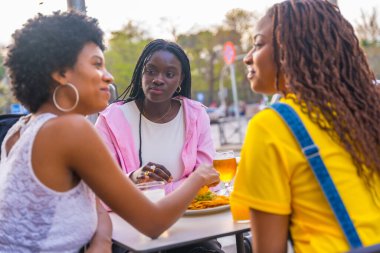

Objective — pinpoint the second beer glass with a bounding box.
[213,150,237,195]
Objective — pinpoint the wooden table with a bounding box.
[111,209,250,253]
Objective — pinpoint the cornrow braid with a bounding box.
[268,0,380,187]
[118,39,192,102]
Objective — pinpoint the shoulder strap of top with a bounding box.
[270,102,363,249]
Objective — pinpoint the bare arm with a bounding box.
[86,199,112,253]
[40,115,219,239]
[250,209,289,253]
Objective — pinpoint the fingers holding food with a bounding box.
[146,162,173,182]
[131,162,173,184]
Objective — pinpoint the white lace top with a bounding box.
[0,114,97,253]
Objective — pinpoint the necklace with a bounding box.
[142,101,172,122]
[138,100,173,166]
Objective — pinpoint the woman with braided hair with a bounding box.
[231,0,380,252]
[95,39,216,194]
[95,39,223,253]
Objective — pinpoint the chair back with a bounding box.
[0,114,24,157]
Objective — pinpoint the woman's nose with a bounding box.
[243,49,254,65]
[103,70,114,84]
[153,74,164,85]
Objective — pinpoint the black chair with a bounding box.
[0,114,25,157]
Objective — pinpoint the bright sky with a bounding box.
[0,0,379,45]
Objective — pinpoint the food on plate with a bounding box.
[188,186,229,210]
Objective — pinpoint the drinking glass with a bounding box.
[213,150,237,196]
[136,181,165,203]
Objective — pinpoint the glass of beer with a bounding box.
[213,150,237,195]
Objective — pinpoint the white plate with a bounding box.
[184,205,230,216]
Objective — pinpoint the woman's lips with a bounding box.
[149,87,164,94]
[247,70,256,79]
[100,87,111,97]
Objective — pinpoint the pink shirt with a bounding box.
[95,97,215,193]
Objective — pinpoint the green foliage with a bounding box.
[355,7,380,78]
[224,8,257,51]
[104,9,259,104]
[0,81,15,114]
[0,54,5,80]
[363,46,380,78]
[177,8,257,104]
[105,21,152,95]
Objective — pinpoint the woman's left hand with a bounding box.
[132,162,173,184]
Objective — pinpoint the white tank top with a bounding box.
[0,113,97,253]
[121,101,185,180]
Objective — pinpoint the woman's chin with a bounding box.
[92,102,108,114]
[250,83,265,94]
[250,82,277,95]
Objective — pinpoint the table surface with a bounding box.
[111,208,250,253]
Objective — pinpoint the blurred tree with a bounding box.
[223,9,261,104]
[0,81,15,114]
[364,47,380,79]
[356,8,380,46]
[177,8,258,105]
[355,7,380,78]
[224,8,257,51]
[105,21,151,95]
[105,9,261,105]
[159,17,179,42]
[178,29,239,104]
[0,54,5,80]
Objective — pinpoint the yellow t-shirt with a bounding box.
[231,97,380,253]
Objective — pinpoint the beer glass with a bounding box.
[213,150,237,195]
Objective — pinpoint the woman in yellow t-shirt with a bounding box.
[230,0,380,252]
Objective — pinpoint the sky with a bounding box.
[0,0,379,45]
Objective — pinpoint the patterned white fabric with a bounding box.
[0,114,97,253]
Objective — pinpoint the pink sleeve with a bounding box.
[94,114,119,165]
[166,107,215,193]
[195,108,215,167]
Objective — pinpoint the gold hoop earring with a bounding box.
[53,83,79,112]
[176,85,182,94]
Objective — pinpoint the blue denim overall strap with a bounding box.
[270,102,363,249]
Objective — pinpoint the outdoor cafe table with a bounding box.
[111,209,251,253]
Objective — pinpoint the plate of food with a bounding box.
[184,186,230,216]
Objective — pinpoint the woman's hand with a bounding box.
[191,164,220,188]
[130,162,173,184]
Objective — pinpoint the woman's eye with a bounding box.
[253,43,264,50]
[146,69,155,75]
[167,72,175,78]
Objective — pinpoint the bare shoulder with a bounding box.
[38,114,98,145]
[42,114,92,131]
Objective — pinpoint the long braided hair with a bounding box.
[118,39,192,102]
[268,0,380,187]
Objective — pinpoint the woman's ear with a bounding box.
[51,69,67,85]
